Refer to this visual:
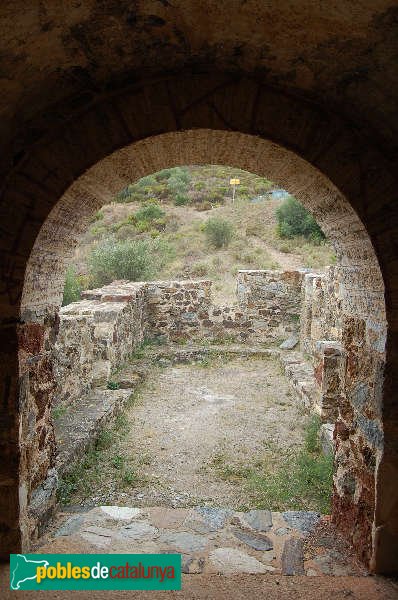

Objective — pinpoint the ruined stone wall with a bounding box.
[237,270,305,342]
[299,267,345,422]
[299,263,387,566]
[46,263,389,568]
[145,279,255,342]
[145,280,213,341]
[54,282,146,407]
[300,266,342,354]
[54,271,305,407]
[17,318,58,543]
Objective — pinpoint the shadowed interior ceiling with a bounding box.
[1,0,397,177]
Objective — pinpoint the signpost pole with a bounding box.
[229,178,240,204]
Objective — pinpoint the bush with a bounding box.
[62,266,82,306]
[156,168,175,181]
[204,217,234,248]
[88,238,174,286]
[115,185,135,203]
[174,194,190,206]
[276,196,325,242]
[137,175,157,189]
[90,210,104,222]
[167,167,191,196]
[135,204,165,222]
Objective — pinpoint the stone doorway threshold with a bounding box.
[37,505,366,578]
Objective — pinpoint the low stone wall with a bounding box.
[145,279,253,342]
[54,282,146,406]
[54,271,306,408]
[53,268,360,473]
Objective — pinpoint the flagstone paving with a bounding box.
[37,506,367,578]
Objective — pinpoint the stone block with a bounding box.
[320,423,334,455]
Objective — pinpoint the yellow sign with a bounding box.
[229,178,240,185]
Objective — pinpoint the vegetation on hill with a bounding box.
[63,165,335,306]
[276,196,325,243]
[88,238,174,288]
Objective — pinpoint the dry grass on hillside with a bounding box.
[71,166,335,304]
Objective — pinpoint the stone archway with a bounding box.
[19,128,387,572]
[0,75,396,574]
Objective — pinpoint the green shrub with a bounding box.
[106,380,120,390]
[88,238,174,286]
[156,168,175,181]
[167,167,191,196]
[135,204,165,222]
[62,266,82,306]
[174,194,190,206]
[216,185,229,196]
[276,196,325,242]
[137,175,157,189]
[115,185,136,203]
[204,217,234,248]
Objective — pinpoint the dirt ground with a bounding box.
[2,563,397,600]
[65,355,309,508]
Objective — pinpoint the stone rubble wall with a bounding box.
[54,271,307,408]
[54,268,362,436]
[54,282,147,406]
[299,267,345,423]
[299,262,387,564]
[145,279,254,342]
[237,270,305,342]
[49,265,387,565]
[300,266,342,355]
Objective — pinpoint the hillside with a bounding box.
[69,165,335,305]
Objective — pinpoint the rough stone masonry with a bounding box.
[24,266,386,574]
[54,270,305,405]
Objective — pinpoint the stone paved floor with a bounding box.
[37,506,366,578]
